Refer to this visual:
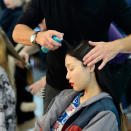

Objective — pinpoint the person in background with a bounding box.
[34,41,126,131]
[0,27,32,131]
[126,0,131,6]
[0,0,6,10]
[0,0,23,46]
[0,28,16,131]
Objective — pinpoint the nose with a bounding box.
[66,72,70,80]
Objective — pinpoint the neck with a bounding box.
[80,73,102,104]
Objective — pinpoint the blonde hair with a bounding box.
[0,34,9,73]
[0,30,14,88]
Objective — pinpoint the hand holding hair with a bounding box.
[83,41,120,70]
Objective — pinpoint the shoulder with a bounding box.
[84,110,119,131]
[74,96,120,130]
[92,97,119,122]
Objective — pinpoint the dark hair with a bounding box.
[66,40,121,116]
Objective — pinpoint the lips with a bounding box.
[69,82,74,87]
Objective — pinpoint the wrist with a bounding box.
[35,31,42,45]
[30,31,40,45]
[111,40,123,53]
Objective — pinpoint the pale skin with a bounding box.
[65,55,102,104]
[28,76,46,94]
[13,24,131,70]
[4,0,22,9]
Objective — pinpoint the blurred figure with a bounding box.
[0,27,27,131]
[0,0,6,10]
[126,0,131,6]
[0,0,23,46]
[0,28,16,131]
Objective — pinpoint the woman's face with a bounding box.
[65,55,92,92]
[3,0,21,9]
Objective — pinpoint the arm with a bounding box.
[13,24,64,50]
[83,35,131,70]
[83,0,131,70]
[13,24,37,46]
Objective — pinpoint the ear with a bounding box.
[89,65,95,72]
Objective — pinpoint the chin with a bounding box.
[73,87,82,92]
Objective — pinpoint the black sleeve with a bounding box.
[17,0,44,29]
[109,0,131,34]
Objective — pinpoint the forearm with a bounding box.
[12,24,35,46]
[21,45,40,56]
[113,34,131,53]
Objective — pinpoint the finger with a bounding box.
[28,86,33,92]
[42,39,54,50]
[98,59,108,70]
[31,90,35,95]
[47,43,55,50]
[87,55,103,67]
[83,52,100,65]
[48,38,62,47]
[31,88,36,94]
[50,30,64,38]
[83,47,98,61]
[88,41,96,47]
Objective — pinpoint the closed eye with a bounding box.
[69,68,74,71]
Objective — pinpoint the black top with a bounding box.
[0,0,6,10]
[17,0,131,90]
[0,7,23,46]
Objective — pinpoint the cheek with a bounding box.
[10,1,15,7]
[79,72,90,86]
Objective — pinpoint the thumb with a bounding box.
[88,41,96,47]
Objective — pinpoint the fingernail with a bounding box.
[83,62,86,65]
[98,67,101,70]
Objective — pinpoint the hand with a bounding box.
[36,30,64,50]
[83,41,120,70]
[19,49,29,63]
[28,77,46,94]
[15,49,29,68]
